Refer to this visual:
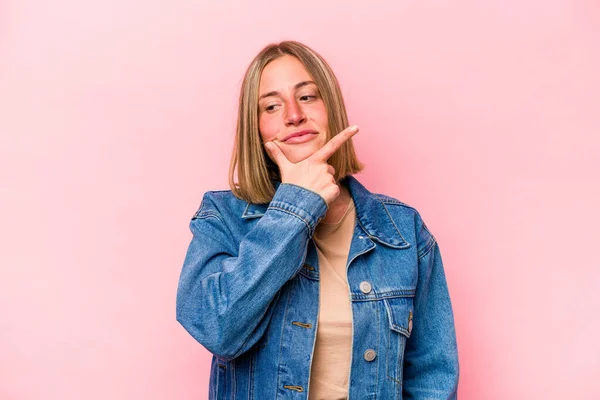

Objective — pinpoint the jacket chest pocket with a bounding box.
[384,296,414,384]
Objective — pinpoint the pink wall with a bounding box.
[1,0,599,398]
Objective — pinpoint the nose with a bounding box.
[284,100,306,126]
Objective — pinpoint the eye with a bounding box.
[299,95,316,101]
[263,103,280,113]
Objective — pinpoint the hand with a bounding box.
[264,125,359,206]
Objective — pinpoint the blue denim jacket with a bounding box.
[176,176,459,399]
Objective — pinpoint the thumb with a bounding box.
[265,141,290,169]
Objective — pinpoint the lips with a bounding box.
[282,129,318,142]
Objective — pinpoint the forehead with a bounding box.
[259,55,314,93]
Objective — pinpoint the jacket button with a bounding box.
[359,281,372,294]
[363,349,376,362]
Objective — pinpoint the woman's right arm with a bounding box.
[176,184,327,361]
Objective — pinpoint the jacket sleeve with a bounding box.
[402,215,460,399]
[176,183,327,361]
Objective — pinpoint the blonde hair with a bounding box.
[229,40,363,204]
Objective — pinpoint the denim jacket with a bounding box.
[176,175,459,399]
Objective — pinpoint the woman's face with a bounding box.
[258,55,328,164]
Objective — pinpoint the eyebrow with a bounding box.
[258,81,317,101]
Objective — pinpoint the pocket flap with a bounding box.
[384,297,414,338]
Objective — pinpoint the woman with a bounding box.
[176,41,459,399]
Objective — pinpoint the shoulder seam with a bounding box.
[374,194,415,210]
[192,191,231,221]
[205,189,233,194]
[418,236,437,260]
[192,212,224,224]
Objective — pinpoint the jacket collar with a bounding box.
[242,175,409,248]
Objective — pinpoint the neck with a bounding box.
[321,184,351,224]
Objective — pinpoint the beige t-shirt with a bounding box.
[308,198,356,400]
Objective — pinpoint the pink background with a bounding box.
[1,0,599,399]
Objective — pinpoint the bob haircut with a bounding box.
[229,40,364,204]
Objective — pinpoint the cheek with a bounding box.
[320,108,329,125]
[308,103,328,129]
[259,114,278,142]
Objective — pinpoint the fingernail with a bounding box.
[349,125,359,132]
[265,142,272,151]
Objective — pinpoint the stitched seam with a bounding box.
[248,350,254,400]
[231,359,236,399]
[387,319,402,384]
[242,202,253,219]
[298,268,319,281]
[276,288,293,399]
[267,206,312,233]
[383,298,413,337]
[206,189,232,194]
[399,336,406,387]
[391,323,410,337]
[378,199,410,245]
[270,198,322,217]
[374,293,380,400]
[383,298,394,332]
[356,198,411,248]
[279,182,328,206]
[377,197,414,209]
[418,237,436,260]
[194,199,206,218]
[351,290,416,300]
[384,299,403,385]
[215,360,224,399]
[193,212,225,224]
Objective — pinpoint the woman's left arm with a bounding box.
[402,216,460,399]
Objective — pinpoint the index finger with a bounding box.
[310,125,359,162]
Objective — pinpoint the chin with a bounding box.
[284,144,321,163]
[283,138,326,163]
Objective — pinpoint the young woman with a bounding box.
[176,41,459,399]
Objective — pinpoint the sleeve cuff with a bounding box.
[268,183,328,234]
